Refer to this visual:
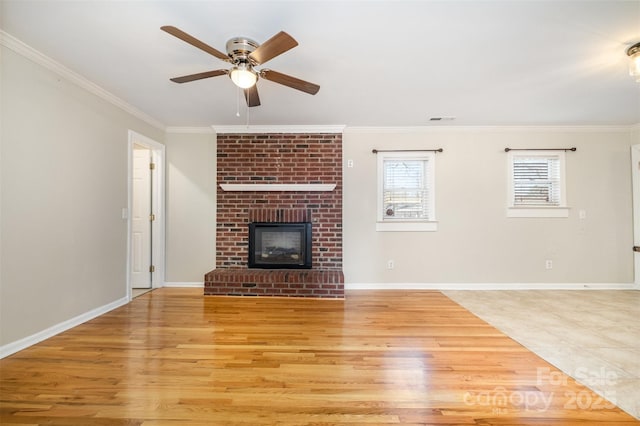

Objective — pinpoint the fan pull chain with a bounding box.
[236,86,240,117]
[246,98,250,127]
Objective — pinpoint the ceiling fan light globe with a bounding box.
[230,68,257,89]
[627,42,640,82]
[629,53,640,82]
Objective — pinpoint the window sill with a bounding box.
[376,221,438,232]
[507,207,569,218]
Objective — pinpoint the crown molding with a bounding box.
[0,30,165,131]
[211,125,346,134]
[345,125,639,134]
[165,126,215,134]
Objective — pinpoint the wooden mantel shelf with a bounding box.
[219,183,336,192]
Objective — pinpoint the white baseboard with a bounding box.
[163,282,204,288]
[345,282,638,291]
[0,296,129,359]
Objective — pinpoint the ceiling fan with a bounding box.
[161,26,320,107]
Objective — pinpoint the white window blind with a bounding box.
[382,158,431,220]
[512,155,562,207]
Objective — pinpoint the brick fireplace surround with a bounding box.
[204,133,344,298]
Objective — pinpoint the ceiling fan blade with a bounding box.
[259,69,320,95]
[244,85,261,107]
[249,31,298,65]
[161,25,230,62]
[169,69,228,83]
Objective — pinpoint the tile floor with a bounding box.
[444,290,640,420]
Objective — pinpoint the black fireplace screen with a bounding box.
[248,222,312,269]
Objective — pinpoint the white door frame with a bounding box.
[127,130,165,300]
[632,144,640,289]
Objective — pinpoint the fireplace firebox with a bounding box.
[248,222,312,269]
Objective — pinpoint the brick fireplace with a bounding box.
[204,133,344,298]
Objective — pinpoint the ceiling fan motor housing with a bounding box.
[226,37,260,64]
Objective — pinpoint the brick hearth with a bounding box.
[205,133,344,298]
[204,269,344,297]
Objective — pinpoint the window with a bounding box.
[376,151,437,231]
[507,150,569,217]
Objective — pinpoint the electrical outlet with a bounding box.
[387,260,394,270]
[347,159,354,168]
[579,210,587,219]
[545,260,553,270]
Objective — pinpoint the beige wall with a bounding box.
[343,127,634,285]
[0,46,164,346]
[165,131,216,283]
[1,36,637,354]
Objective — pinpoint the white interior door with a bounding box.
[631,144,640,287]
[131,144,152,288]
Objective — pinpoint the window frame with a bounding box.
[507,150,569,218]
[376,151,438,232]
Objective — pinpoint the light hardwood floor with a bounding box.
[1,288,638,425]
[132,288,153,299]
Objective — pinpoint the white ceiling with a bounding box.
[1,0,639,128]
